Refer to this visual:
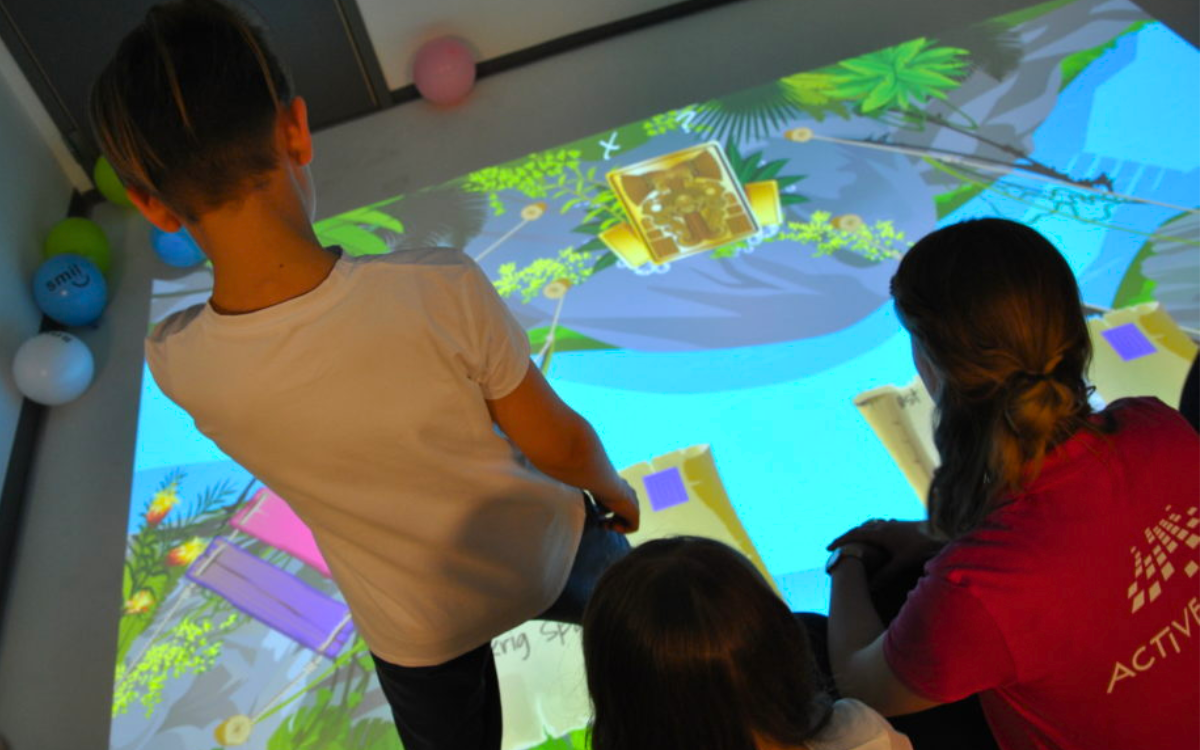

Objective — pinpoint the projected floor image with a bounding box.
[114,0,1199,747]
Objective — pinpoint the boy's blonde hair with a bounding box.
[90,0,292,221]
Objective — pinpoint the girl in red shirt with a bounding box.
[824,218,1199,750]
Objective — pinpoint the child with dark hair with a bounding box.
[90,2,638,748]
[823,218,1199,750]
[582,537,913,750]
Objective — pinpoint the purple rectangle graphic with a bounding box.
[186,537,354,657]
[1102,323,1156,362]
[644,466,690,512]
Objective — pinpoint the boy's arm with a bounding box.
[486,362,640,533]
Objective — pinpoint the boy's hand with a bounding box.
[487,363,640,533]
[598,478,640,534]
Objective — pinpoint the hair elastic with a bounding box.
[1016,352,1064,384]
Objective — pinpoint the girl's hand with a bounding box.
[828,519,945,590]
[834,541,890,576]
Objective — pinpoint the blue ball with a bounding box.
[32,254,108,327]
[150,226,206,268]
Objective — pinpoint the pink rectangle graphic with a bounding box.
[186,537,354,658]
[231,487,330,577]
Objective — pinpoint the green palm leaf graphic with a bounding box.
[828,37,969,114]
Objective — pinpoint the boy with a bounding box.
[90,2,640,748]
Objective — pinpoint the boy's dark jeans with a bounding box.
[372,494,630,750]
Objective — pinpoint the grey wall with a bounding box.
[354,0,681,89]
[0,0,1193,747]
[0,35,152,750]
[0,200,151,750]
[0,44,74,504]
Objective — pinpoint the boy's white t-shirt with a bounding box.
[146,248,585,666]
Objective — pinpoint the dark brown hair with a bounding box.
[582,537,831,750]
[891,218,1102,538]
[89,0,292,221]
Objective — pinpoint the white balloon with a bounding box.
[12,331,95,406]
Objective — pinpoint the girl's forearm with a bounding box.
[829,559,887,697]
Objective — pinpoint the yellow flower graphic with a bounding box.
[124,590,155,614]
[146,484,180,527]
[166,537,207,567]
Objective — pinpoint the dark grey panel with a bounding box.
[1131,0,1198,45]
[252,0,384,123]
[0,0,380,162]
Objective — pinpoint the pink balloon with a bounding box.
[413,37,476,105]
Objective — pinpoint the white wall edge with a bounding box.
[0,37,92,193]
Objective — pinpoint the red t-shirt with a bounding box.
[885,397,1200,750]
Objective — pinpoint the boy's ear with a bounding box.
[281,96,313,167]
[126,186,185,234]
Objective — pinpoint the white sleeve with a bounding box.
[811,699,913,750]
[144,305,205,401]
[885,724,914,750]
[458,257,532,399]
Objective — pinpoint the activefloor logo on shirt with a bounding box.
[1126,505,1200,614]
[1107,504,1200,695]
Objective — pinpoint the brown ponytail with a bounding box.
[89,0,292,221]
[892,218,1104,538]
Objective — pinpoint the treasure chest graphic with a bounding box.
[601,142,784,267]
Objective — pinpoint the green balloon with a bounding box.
[93,156,133,208]
[43,217,112,275]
